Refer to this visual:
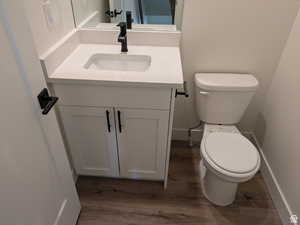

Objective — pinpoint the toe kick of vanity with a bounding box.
[52,83,176,185]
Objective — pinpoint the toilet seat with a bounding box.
[201,131,260,182]
[204,132,259,174]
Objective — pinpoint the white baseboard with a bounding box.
[251,133,296,225]
[172,128,295,225]
[172,128,202,142]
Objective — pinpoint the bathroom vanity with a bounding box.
[38,0,185,187]
[44,42,183,186]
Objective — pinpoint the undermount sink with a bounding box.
[84,53,151,72]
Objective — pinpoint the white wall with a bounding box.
[176,0,300,134]
[255,8,300,221]
[23,0,75,56]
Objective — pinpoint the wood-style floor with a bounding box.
[76,141,282,225]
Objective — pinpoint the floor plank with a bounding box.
[76,141,282,225]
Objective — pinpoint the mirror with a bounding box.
[71,0,184,31]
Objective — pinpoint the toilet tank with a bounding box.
[195,73,258,124]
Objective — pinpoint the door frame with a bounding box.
[0,1,81,224]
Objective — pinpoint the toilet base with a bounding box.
[200,160,238,206]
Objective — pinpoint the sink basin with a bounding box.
[84,53,151,72]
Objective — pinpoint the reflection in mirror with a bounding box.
[71,0,184,31]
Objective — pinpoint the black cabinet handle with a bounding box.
[106,110,111,132]
[38,88,59,115]
[117,110,122,133]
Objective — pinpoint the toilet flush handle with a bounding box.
[199,91,210,96]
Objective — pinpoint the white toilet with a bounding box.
[194,73,261,206]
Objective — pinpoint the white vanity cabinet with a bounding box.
[116,108,169,180]
[59,106,119,177]
[54,84,175,181]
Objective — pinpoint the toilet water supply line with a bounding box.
[188,121,203,147]
[175,81,203,147]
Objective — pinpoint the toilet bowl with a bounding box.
[194,73,260,206]
[199,124,260,206]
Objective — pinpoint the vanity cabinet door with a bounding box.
[59,106,119,177]
[115,108,169,180]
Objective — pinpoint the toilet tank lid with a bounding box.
[195,73,259,91]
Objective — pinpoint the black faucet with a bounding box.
[126,11,133,29]
[117,22,128,53]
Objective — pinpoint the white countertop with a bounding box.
[47,44,184,88]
